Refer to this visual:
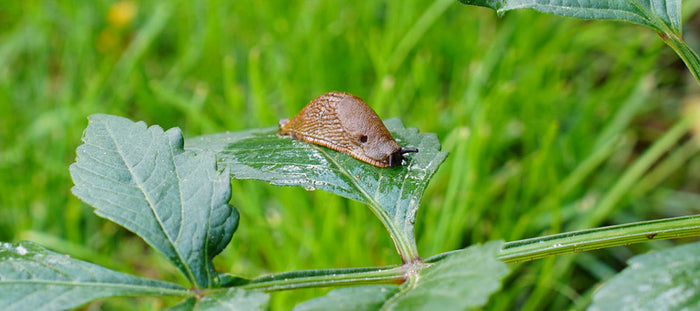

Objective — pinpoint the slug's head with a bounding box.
[336,94,418,167]
[387,147,419,168]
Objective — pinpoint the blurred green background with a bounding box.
[2,0,700,310]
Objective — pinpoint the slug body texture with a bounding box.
[278,92,417,168]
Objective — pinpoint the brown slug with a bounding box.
[278,91,418,168]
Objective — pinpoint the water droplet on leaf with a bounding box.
[15,245,27,256]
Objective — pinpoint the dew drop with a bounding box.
[304,186,316,191]
[15,245,27,256]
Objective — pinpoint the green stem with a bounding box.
[501,215,700,263]
[660,31,700,85]
[379,269,421,310]
[317,147,420,263]
[426,214,700,264]
[227,215,700,292]
[365,200,419,264]
[238,266,405,292]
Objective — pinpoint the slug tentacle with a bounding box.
[278,91,418,168]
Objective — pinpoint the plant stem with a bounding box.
[381,211,420,264]
[230,215,700,292]
[426,215,700,264]
[361,195,419,264]
[238,266,405,292]
[317,147,420,263]
[501,214,700,263]
[660,31,700,85]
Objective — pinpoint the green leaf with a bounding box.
[0,241,186,311]
[168,288,269,311]
[293,285,400,311]
[69,114,238,288]
[458,0,682,33]
[290,242,508,311]
[195,288,269,310]
[187,118,448,261]
[386,241,509,310]
[166,297,198,311]
[589,241,700,311]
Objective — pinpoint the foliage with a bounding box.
[293,242,508,311]
[458,0,682,32]
[458,0,700,82]
[187,118,448,262]
[70,114,238,288]
[0,113,502,309]
[589,240,700,311]
[0,241,186,311]
[2,0,700,310]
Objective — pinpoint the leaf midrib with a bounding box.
[102,119,198,286]
[2,279,186,293]
[315,147,381,210]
